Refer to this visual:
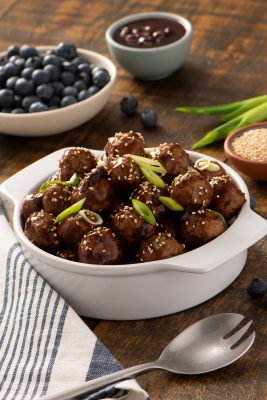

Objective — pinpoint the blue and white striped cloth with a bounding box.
[0,203,148,400]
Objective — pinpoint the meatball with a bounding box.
[110,205,157,249]
[24,210,61,253]
[131,181,166,219]
[56,247,77,261]
[137,232,184,262]
[58,211,101,246]
[209,175,246,219]
[42,183,71,216]
[71,167,114,212]
[180,207,225,249]
[21,191,43,222]
[107,156,143,192]
[104,131,145,160]
[195,160,226,180]
[78,227,122,265]
[150,143,192,179]
[159,214,182,241]
[58,147,97,180]
[170,172,213,208]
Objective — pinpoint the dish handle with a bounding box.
[160,208,267,274]
[0,149,66,205]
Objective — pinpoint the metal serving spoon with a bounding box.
[44,313,255,400]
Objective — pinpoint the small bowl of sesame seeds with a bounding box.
[224,122,267,181]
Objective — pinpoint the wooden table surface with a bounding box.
[0,0,266,398]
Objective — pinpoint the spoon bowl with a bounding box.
[43,313,255,400]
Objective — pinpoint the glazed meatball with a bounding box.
[170,172,213,208]
[42,183,71,216]
[58,147,97,181]
[180,207,225,249]
[195,161,226,180]
[107,156,143,192]
[110,205,157,249]
[159,214,182,241]
[24,210,61,253]
[78,227,122,265]
[137,232,184,262]
[209,175,246,219]
[150,143,192,179]
[104,131,145,160]
[131,181,166,219]
[56,247,77,261]
[21,191,43,222]
[71,167,115,212]
[58,211,100,246]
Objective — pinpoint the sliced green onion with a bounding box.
[159,196,184,211]
[54,197,86,224]
[210,210,228,230]
[132,199,156,225]
[140,166,166,189]
[144,147,157,154]
[127,154,166,174]
[39,173,79,193]
[194,158,220,172]
[79,209,103,225]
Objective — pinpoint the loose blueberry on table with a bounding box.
[0,42,110,113]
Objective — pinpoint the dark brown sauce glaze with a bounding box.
[114,18,186,48]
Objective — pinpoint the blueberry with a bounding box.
[22,95,39,111]
[14,57,25,71]
[1,108,12,113]
[78,90,90,101]
[56,42,77,60]
[36,83,54,100]
[120,95,138,116]
[62,61,77,73]
[6,45,19,58]
[8,55,18,63]
[48,96,61,107]
[43,54,62,68]
[21,67,33,80]
[61,96,77,107]
[72,56,87,66]
[87,85,99,96]
[61,71,75,86]
[29,101,48,113]
[19,44,39,59]
[44,64,60,82]
[140,109,157,128]
[14,94,22,107]
[3,62,19,78]
[0,89,14,108]
[74,80,87,92]
[79,72,91,85]
[0,68,6,86]
[52,81,64,96]
[92,68,109,88]
[247,278,267,298]
[32,69,50,85]
[15,78,34,96]
[5,76,19,91]
[11,108,25,114]
[78,63,91,74]
[25,56,43,69]
[63,86,78,98]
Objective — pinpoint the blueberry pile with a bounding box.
[0,43,110,113]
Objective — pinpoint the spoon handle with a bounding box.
[42,361,159,400]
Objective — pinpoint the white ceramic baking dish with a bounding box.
[1,149,266,320]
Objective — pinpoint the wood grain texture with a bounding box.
[0,0,266,398]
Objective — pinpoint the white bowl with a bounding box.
[105,12,192,80]
[0,46,116,136]
[1,149,266,320]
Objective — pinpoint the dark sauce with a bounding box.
[114,17,186,48]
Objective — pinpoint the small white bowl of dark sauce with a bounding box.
[105,11,192,80]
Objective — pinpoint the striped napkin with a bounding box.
[0,202,148,400]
